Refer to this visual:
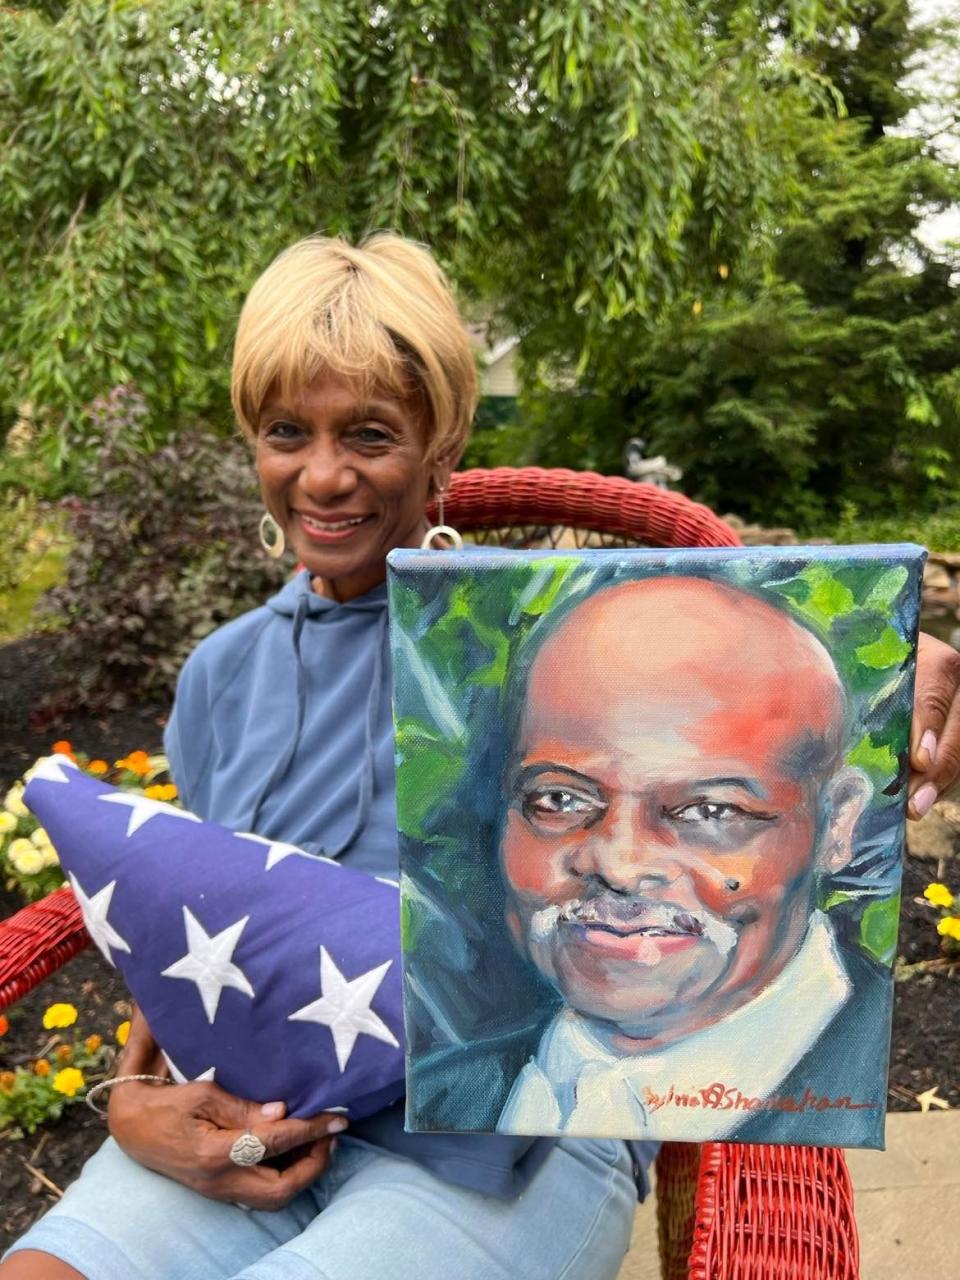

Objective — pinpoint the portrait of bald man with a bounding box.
[497,577,877,1142]
[391,553,922,1147]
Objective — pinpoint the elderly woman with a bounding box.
[1,235,642,1280]
[3,231,959,1280]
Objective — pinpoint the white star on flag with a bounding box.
[161,907,255,1023]
[289,947,398,1072]
[68,873,131,964]
[234,831,312,871]
[98,791,203,837]
[162,1051,216,1085]
[30,755,74,784]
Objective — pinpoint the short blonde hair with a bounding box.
[231,233,477,464]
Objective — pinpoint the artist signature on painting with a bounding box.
[643,1082,878,1114]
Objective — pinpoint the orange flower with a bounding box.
[0,1014,9,1036]
[86,760,109,776]
[115,1020,131,1047]
[51,740,74,757]
[115,750,150,777]
[55,1044,73,1064]
[0,1070,14,1092]
[34,1058,51,1077]
[85,1034,102,1054]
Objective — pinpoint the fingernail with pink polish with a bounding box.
[260,1101,285,1120]
[913,782,938,817]
[921,730,938,765]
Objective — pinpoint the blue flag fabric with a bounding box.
[24,755,405,1121]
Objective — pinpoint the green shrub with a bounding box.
[822,503,960,552]
[0,490,40,596]
[37,386,287,708]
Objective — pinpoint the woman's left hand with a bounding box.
[909,632,960,818]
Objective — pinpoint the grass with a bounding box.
[0,523,70,643]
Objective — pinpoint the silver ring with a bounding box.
[229,1132,267,1167]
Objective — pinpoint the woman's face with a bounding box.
[255,372,440,601]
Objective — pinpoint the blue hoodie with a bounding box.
[164,569,554,1197]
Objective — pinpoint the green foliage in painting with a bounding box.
[859,894,902,967]
[391,549,918,970]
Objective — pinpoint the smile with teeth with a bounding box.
[299,514,368,531]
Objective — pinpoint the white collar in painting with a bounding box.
[498,911,852,1139]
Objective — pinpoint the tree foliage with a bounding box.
[1,0,841,450]
[507,0,960,528]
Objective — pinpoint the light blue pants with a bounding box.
[5,1135,639,1280]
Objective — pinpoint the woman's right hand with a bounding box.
[107,1007,347,1211]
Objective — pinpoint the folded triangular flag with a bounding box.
[24,756,404,1120]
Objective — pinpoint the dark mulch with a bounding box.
[890,855,960,1110]
[0,635,957,1250]
[0,633,168,784]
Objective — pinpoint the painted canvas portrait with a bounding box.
[387,546,925,1148]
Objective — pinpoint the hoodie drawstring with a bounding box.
[248,592,387,859]
[326,608,388,857]
[248,590,311,835]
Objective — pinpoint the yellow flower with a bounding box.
[39,844,60,869]
[144,784,165,800]
[85,1034,102,1054]
[55,1044,73,1064]
[4,784,27,818]
[22,757,45,783]
[718,263,730,280]
[0,1070,14,1092]
[937,917,960,941]
[34,1058,51,1077]
[144,783,177,802]
[115,1020,131,1047]
[0,812,17,835]
[52,1067,85,1098]
[8,839,45,875]
[43,1003,78,1030]
[86,760,109,776]
[925,883,954,909]
[692,298,703,317]
[30,829,60,867]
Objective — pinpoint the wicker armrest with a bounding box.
[0,885,90,1010]
[656,1141,860,1279]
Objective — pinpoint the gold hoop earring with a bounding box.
[420,485,463,551]
[259,512,286,559]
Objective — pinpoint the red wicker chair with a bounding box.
[0,467,860,1280]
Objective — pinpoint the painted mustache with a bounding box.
[530,896,739,956]
[562,898,705,936]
